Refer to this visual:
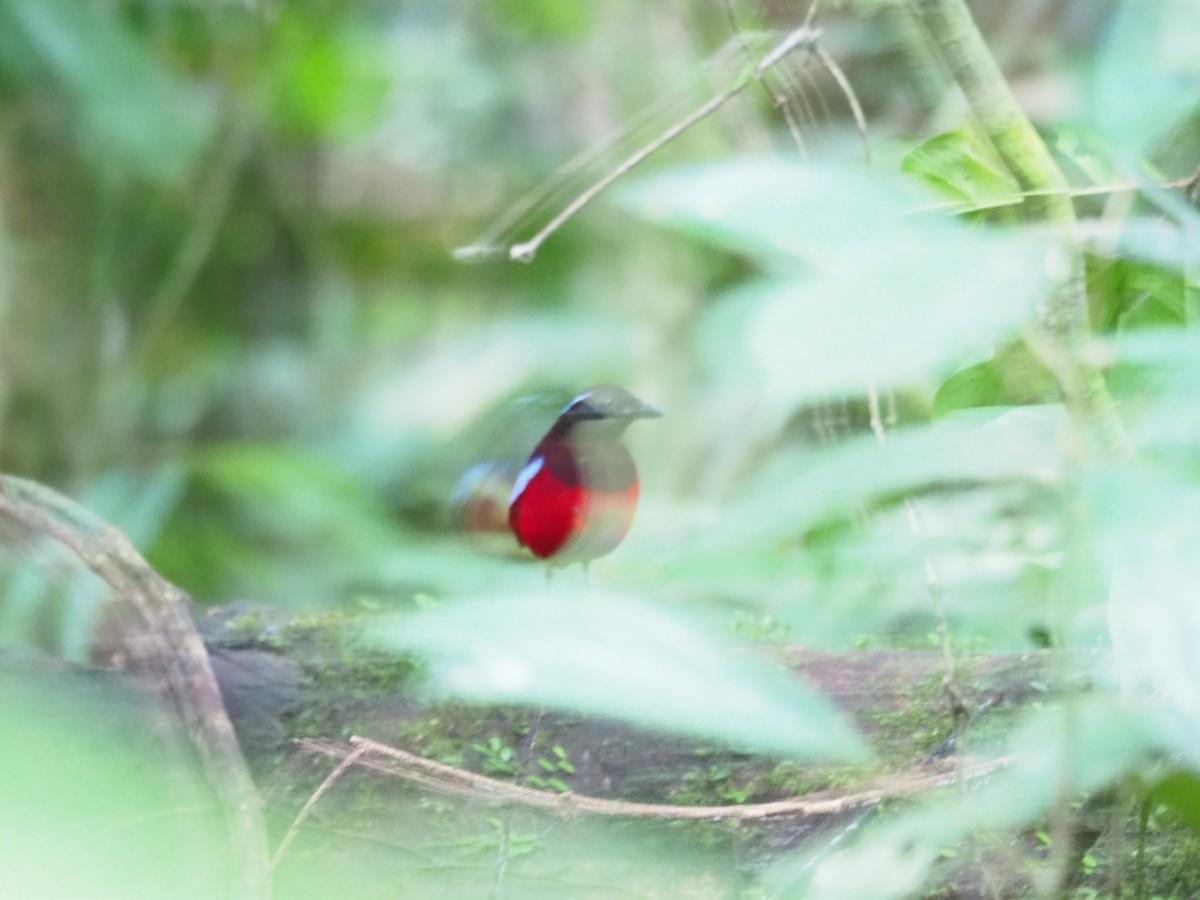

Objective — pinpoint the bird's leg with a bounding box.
[581,561,592,592]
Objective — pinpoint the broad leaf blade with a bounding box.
[901,128,1022,212]
[623,159,1059,403]
[715,407,1066,547]
[372,593,868,761]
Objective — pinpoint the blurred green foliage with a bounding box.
[3,0,1200,896]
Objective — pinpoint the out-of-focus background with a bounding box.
[0,0,1119,643]
[6,0,1200,897]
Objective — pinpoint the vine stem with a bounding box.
[911,0,1131,462]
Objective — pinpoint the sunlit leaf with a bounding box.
[711,407,1066,548]
[934,343,1059,417]
[269,11,389,137]
[901,128,1022,212]
[1150,770,1200,833]
[729,231,1052,403]
[372,592,868,760]
[492,0,592,39]
[933,360,1006,417]
[618,158,924,269]
[622,160,1060,403]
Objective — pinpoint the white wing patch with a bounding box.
[509,456,544,506]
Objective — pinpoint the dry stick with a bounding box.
[813,42,870,164]
[455,36,755,262]
[772,53,821,155]
[267,742,370,882]
[507,79,748,263]
[296,736,1011,822]
[0,474,269,899]
[505,26,821,264]
[454,91,694,262]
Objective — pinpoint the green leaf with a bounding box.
[705,230,1051,406]
[901,128,1022,212]
[1087,0,1200,160]
[933,360,1006,416]
[714,407,1066,547]
[371,593,868,761]
[619,158,940,271]
[1149,770,1200,832]
[624,160,1057,405]
[269,11,389,137]
[934,343,1059,417]
[492,0,592,39]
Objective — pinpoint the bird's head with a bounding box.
[553,384,661,440]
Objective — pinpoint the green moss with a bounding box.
[870,671,957,766]
[233,608,424,740]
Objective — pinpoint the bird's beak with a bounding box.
[632,401,663,419]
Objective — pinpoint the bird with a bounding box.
[456,385,660,570]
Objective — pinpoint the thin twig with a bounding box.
[507,79,750,263]
[295,735,1010,822]
[503,26,821,263]
[266,742,370,886]
[720,0,808,155]
[455,36,755,261]
[814,42,870,164]
[455,90,698,262]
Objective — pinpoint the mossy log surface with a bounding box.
[19,601,1174,898]
[192,602,1054,806]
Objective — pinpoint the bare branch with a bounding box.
[295,735,1010,822]
[267,742,370,883]
[506,78,752,263]
[471,26,822,264]
[0,474,269,898]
